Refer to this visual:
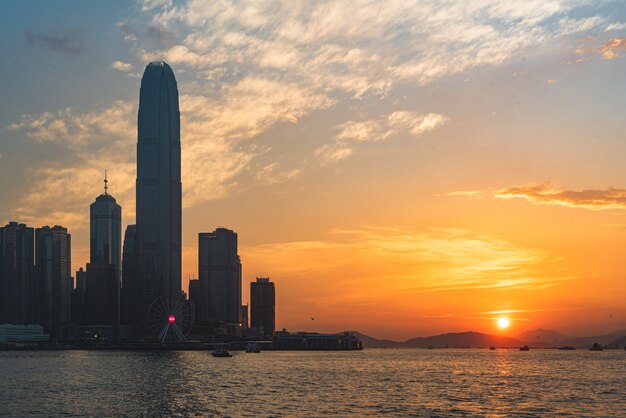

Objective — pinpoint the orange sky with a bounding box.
[2,1,626,340]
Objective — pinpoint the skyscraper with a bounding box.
[89,173,121,326]
[120,224,136,326]
[90,173,121,277]
[198,228,242,334]
[250,277,275,338]
[35,225,71,337]
[0,222,34,325]
[135,61,182,333]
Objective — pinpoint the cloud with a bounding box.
[317,111,448,163]
[7,73,333,231]
[254,163,301,185]
[495,183,626,210]
[605,22,626,32]
[111,60,133,71]
[242,226,562,309]
[24,29,83,55]
[596,37,626,60]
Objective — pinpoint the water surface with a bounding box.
[1,349,624,416]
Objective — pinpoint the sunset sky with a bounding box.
[2,0,626,340]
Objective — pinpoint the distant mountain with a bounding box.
[404,331,530,348]
[354,332,403,348]
[354,328,626,349]
[355,331,531,348]
[516,329,569,345]
[607,335,626,349]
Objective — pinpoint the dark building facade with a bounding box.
[135,61,182,334]
[250,277,275,337]
[0,222,34,325]
[35,225,71,337]
[120,224,136,326]
[84,262,118,326]
[198,228,242,333]
[89,175,121,327]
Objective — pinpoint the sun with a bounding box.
[497,318,510,329]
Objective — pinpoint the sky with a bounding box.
[1,0,626,340]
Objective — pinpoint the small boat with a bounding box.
[489,346,496,350]
[212,347,232,357]
[245,342,261,353]
[589,343,603,351]
[519,345,530,351]
[558,346,576,350]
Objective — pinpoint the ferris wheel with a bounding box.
[146,296,192,343]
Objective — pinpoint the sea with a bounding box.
[0,348,624,417]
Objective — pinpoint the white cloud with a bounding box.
[111,60,133,71]
[318,111,448,164]
[605,22,626,32]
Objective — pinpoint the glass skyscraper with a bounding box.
[198,228,242,333]
[135,61,182,332]
[89,175,121,275]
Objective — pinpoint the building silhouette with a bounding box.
[35,225,71,337]
[84,262,118,326]
[250,277,275,337]
[120,224,136,326]
[198,228,242,334]
[0,222,34,325]
[87,174,121,327]
[134,61,182,334]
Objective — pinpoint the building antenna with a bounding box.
[104,170,108,195]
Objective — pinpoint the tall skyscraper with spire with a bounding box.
[135,61,182,333]
[86,172,122,327]
[90,172,121,274]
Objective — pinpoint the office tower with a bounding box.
[89,173,121,325]
[71,270,86,326]
[84,262,118,326]
[120,225,136,326]
[198,228,242,331]
[188,278,200,323]
[75,267,86,291]
[250,277,275,338]
[35,225,71,337]
[90,173,121,276]
[135,61,182,333]
[241,304,249,330]
[0,222,34,325]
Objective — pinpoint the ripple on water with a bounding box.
[0,349,624,416]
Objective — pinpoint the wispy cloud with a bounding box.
[596,37,626,59]
[317,111,448,163]
[24,29,83,55]
[496,183,626,210]
[111,60,133,72]
[242,227,563,311]
[254,163,301,185]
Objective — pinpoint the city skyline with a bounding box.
[2,1,626,340]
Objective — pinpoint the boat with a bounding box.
[245,342,261,353]
[212,347,232,357]
[519,345,530,351]
[558,346,576,350]
[489,346,496,350]
[589,343,603,351]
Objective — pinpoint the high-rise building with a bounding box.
[0,222,34,325]
[135,61,182,334]
[120,224,136,326]
[198,228,242,332]
[84,262,118,326]
[89,173,121,326]
[35,225,71,337]
[250,277,275,338]
[90,173,121,276]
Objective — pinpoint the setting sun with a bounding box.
[497,318,510,329]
